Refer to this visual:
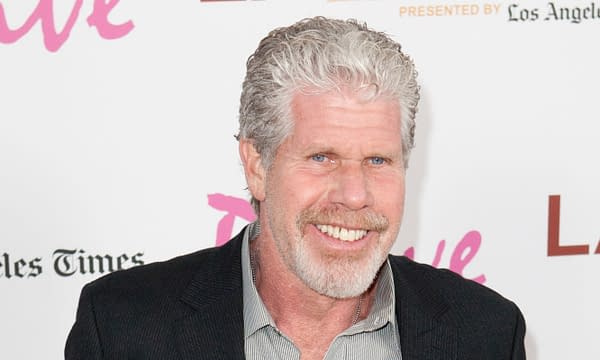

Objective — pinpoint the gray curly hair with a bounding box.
[238,17,420,215]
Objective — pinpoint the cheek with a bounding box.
[281,166,330,198]
[266,167,328,218]
[371,174,405,214]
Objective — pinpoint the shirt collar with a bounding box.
[242,222,274,338]
[344,260,397,335]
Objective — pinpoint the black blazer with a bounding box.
[65,229,526,359]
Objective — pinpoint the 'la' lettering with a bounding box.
[547,195,599,256]
[0,0,134,52]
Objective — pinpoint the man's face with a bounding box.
[261,89,406,299]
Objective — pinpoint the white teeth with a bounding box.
[315,224,368,242]
[340,228,348,239]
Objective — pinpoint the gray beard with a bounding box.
[286,234,388,298]
[270,220,389,299]
[266,200,393,298]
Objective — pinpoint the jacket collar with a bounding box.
[176,229,246,360]
[390,256,457,360]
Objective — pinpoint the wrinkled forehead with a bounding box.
[284,89,402,149]
[288,87,401,127]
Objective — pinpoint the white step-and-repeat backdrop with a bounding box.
[1,0,598,358]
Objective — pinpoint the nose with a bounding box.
[328,161,373,210]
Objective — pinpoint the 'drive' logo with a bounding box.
[208,193,486,284]
[0,0,134,52]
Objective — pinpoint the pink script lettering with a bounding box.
[208,193,486,284]
[404,230,487,284]
[0,0,134,52]
[208,193,256,246]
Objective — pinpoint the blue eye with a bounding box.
[311,154,327,162]
[369,157,386,165]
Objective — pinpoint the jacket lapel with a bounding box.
[391,257,458,360]
[175,231,246,360]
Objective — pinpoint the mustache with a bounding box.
[297,207,389,232]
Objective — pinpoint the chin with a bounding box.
[289,241,388,299]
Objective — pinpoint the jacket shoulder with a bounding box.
[388,255,522,321]
[66,234,245,358]
[83,231,243,311]
[388,255,526,358]
[84,246,216,300]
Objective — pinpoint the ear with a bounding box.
[239,139,266,203]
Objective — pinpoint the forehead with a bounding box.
[287,89,402,150]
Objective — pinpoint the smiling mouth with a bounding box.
[315,224,368,242]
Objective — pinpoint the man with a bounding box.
[66,17,526,359]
